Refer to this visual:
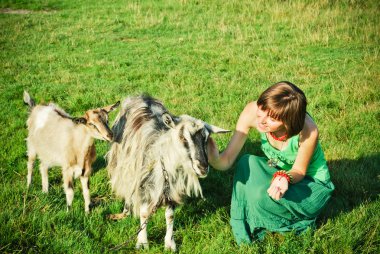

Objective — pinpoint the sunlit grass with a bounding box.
[0,0,379,253]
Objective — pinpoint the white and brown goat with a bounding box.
[23,91,119,213]
[107,95,229,251]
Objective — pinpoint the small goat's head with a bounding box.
[74,101,120,142]
[162,113,229,178]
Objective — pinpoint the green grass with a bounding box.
[0,0,379,253]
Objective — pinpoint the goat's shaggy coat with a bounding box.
[107,95,229,251]
[23,91,119,213]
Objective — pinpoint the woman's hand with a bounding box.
[207,137,220,166]
[267,176,288,200]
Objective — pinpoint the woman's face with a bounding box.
[256,106,285,133]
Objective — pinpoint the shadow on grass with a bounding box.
[92,156,107,174]
[318,153,380,223]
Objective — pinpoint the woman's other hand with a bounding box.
[267,176,289,200]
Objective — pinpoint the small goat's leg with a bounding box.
[164,204,176,252]
[80,155,93,213]
[136,203,150,250]
[39,162,49,193]
[80,176,90,213]
[26,150,36,188]
[63,169,74,211]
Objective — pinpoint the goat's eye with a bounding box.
[198,130,206,138]
[101,117,108,124]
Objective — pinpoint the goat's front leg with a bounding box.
[165,204,176,252]
[81,153,93,213]
[80,176,90,213]
[136,203,150,250]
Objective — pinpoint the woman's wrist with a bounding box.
[272,170,293,184]
[208,157,219,169]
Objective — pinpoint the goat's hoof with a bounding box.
[165,239,177,252]
[164,245,177,252]
[66,206,72,212]
[84,203,91,214]
[107,212,129,220]
[136,242,149,250]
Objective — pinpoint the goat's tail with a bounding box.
[23,91,36,109]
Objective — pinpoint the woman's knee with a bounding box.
[235,154,265,183]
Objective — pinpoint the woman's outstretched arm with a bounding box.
[208,102,258,171]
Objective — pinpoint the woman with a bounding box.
[208,81,334,244]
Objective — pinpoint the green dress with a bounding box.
[230,132,334,244]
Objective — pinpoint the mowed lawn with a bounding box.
[0,0,379,253]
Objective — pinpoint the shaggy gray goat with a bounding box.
[24,91,119,213]
[107,95,229,251]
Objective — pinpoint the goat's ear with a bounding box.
[23,91,36,108]
[204,122,230,134]
[73,117,87,125]
[162,113,175,129]
[103,101,120,113]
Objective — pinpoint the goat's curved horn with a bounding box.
[204,123,230,134]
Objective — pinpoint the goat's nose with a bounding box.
[196,161,209,175]
[198,166,209,178]
[197,160,208,169]
[203,165,210,175]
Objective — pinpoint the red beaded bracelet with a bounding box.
[271,170,293,184]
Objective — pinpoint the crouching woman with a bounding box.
[208,81,334,244]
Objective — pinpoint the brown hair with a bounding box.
[257,81,307,137]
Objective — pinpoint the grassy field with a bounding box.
[0,0,379,253]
